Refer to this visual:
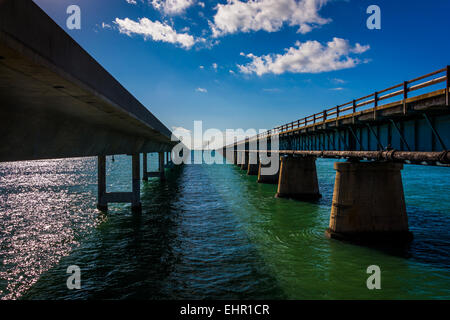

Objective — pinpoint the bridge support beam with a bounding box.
[240,152,249,170]
[247,152,259,175]
[159,152,166,180]
[275,156,321,200]
[326,161,412,243]
[97,154,142,212]
[143,153,148,181]
[257,156,280,184]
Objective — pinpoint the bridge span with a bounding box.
[222,66,450,244]
[0,0,180,212]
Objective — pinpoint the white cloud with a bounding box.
[212,63,218,70]
[196,87,208,93]
[238,38,370,76]
[126,0,137,4]
[199,65,204,69]
[198,2,205,8]
[151,0,194,15]
[331,78,346,84]
[114,17,198,49]
[330,87,344,91]
[102,22,112,29]
[210,0,331,37]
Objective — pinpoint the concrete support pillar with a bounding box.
[97,154,142,212]
[240,152,249,170]
[257,156,280,184]
[247,152,259,176]
[131,154,142,211]
[275,156,321,200]
[233,151,238,165]
[142,153,148,181]
[97,155,107,211]
[326,161,412,243]
[159,152,166,180]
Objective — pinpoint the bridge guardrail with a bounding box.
[236,66,449,145]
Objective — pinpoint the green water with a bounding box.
[0,153,449,299]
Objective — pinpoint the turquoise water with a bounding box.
[0,152,449,299]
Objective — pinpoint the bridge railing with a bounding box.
[246,66,449,143]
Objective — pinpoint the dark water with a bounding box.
[0,152,449,300]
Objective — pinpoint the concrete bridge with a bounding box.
[222,66,450,244]
[0,0,180,212]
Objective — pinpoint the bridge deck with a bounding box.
[0,0,175,162]
[229,67,450,163]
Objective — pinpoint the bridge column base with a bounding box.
[257,157,280,184]
[97,154,142,213]
[240,152,249,170]
[159,152,166,181]
[275,156,321,200]
[142,153,148,181]
[247,153,259,175]
[325,161,412,243]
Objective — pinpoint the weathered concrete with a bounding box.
[240,152,249,170]
[131,154,142,211]
[0,0,177,162]
[97,154,142,212]
[143,153,148,181]
[247,152,259,175]
[97,155,107,211]
[326,161,412,243]
[257,158,280,184]
[236,151,242,166]
[159,152,166,180]
[275,156,321,200]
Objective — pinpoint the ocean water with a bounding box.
[0,152,449,300]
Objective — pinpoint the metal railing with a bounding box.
[236,66,449,145]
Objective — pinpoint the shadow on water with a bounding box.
[22,164,285,300]
[5,154,450,299]
[22,167,186,299]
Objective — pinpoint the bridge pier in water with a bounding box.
[240,152,249,170]
[326,161,412,243]
[97,154,142,213]
[257,156,280,184]
[247,152,259,175]
[275,155,321,201]
[142,152,167,181]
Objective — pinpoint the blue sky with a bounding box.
[33,0,450,138]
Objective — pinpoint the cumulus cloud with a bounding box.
[126,0,137,4]
[210,0,331,37]
[151,0,195,15]
[115,17,199,49]
[238,38,370,76]
[196,87,208,93]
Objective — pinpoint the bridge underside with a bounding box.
[0,0,175,162]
